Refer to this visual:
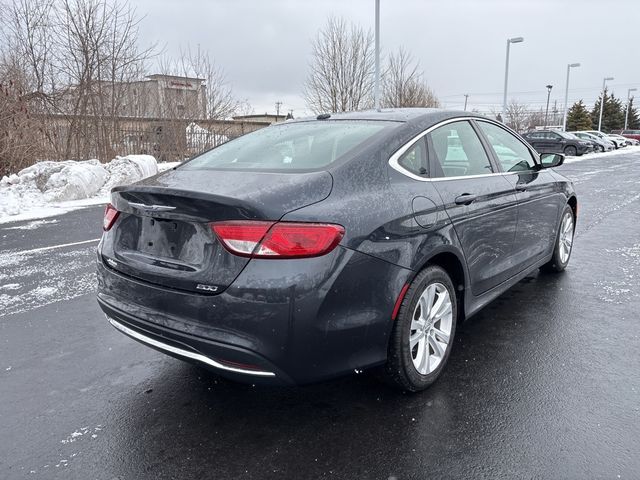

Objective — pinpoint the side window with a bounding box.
[397,138,428,176]
[549,132,562,140]
[429,121,493,178]
[476,121,537,172]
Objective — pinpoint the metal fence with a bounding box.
[29,115,270,163]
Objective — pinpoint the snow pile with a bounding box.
[0,155,160,222]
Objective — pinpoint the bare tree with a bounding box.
[303,16,375,114]
[382,47,439,108]
[159,45,239,120]
[54,0,155,159]
[504,100,529,133]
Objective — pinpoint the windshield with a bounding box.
[182,121,394,171]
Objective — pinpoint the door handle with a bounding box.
[515,183,527,192]
[454,194,477,205]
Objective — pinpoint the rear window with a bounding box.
[182,121,392,171]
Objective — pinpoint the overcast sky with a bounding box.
[132,0,639,116]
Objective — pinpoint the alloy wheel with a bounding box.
[409,283,453,375]
[559,212,574,264]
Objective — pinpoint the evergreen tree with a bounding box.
[590,88,625,132]
[566,100,592,131]
[625,97,640,130]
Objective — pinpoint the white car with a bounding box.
[582,130,626,149]
[608,134,637,147]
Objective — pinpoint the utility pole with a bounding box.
[562,63,580,131]
[502,36,524,119]
[544,85,553,130]
[374,0,381,111]
[463,94,469,111]
[598,77,614,132]
[275,101,282,118]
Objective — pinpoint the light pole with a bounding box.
[502,36,524,119]
[598,76,614,132]
[562,63,580,131]
[463,94,469,111]
[374,0,381,111]
[625,88,637,130]
[544,85,553,129]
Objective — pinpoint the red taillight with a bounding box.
[103,204,120,231]
[211,221,345,259]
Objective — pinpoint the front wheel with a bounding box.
[541,205,575,273]
[564,145,577,156]
[599,145,605,153]
[383,266,457,392]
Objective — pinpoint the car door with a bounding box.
[427,120,518,295]
[524,131,547,153]
[475,120,564,271]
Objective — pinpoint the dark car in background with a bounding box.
[97,109,577,392]
[522,129,592,156]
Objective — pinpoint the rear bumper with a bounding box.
[97,246,413,385]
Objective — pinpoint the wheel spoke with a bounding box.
[432,327,450,344]
[428,334,445,358]
[420,285,436,319]
[429,293,445,320]
[417,338,429,373]
[411,318,426,331]
[410,330,424,349]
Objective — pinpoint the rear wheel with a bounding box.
[383,266,457,392]
[541,204,574,273]
[564,145,577,156]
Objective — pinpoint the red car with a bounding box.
[615,129,640,142]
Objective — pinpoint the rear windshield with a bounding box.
[182,120,393,171]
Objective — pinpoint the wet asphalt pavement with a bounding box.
[1,151,640,479]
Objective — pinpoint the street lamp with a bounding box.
[598,76,614,132]
[373,0,381,111]
[502,36,524,120]
[562,63,580,131]
[544,85,553,129]
[625,88,637,130]
[463,94,469,111]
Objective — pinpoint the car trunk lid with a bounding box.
[101,169,333,293]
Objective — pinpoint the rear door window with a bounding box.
[428,121,493,178]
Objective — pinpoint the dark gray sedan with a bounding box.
[97,109,577,391]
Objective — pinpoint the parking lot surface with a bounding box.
[1,151,639,479]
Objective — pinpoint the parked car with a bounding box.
[569,131,615,152]
[581,130,626,149]
[97,109,577,392]
[521,129,592,156]
[607,134,631,147]
[608,133,637,146]
[612,129,640,142]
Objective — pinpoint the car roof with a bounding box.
[289,108,486,125]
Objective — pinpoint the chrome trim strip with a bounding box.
[388,116,539,182]
[128,202,176,212]
[108,317,276,377]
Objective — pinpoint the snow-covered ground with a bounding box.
[564,145,640,164]
[0,156,179,224]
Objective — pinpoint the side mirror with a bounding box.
[539,153,564,168]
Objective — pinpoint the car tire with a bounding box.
[540,204,575,273]
[383,266,457,392]
[599,145,605,153]
[564,145,577,156]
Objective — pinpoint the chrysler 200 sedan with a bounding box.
[97,109,577,392]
